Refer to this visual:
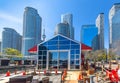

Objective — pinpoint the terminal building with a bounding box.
[28,34,92,70]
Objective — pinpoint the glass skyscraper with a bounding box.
[22,7,42,56]
[81,25,99,50]
[1,28,22,52]
[54,23,70,38]
[96,13,104,50]
[109,3,120,49]
[0,41,1,52]
[61,13,74,39]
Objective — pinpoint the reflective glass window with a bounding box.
[75,65,79,69]
[59,40,70,45]
[71,45,80,49]
[39,46,42,50]
[38,61,41,64]
[70,60,74,65]
[76,55,79,59]
[39,56,42,59]
[48,41,58,45]
[52,61,57,64]
[42,46,47,50]
[47,45,58,50]
[43,56,46,60]
[39,46,47,50]
[38,51,42,55]
[42,64,46,68]
[43,51,47,55]
[49,52,58,61]
[76,50,80,54]
[70,55,74,60]
[76,60,79,65]
[59,45,70,49]
[71,41,78,45]
[43,61,46,64]
[70,50,75,54]
[59,52,68,60]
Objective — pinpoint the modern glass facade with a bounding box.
[0,41,1,52]
[1,28,22,52]
[96,13,104,50]
[37,34,80,70]
[109,3,120,48]
[61,13,74,39]
[54,23,70,38]
[92,35,99,51]
[22,7,42,56]
[81,25,99,50]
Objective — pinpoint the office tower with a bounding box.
[0,41,1,52]
[109,3,120,49]
[81,25,99,50]
[1,28,22,52]
[61,13,74,39]
[96,13,104,50]
[22,7,42,56]
[54,23,70,38]
[92,35,99,51]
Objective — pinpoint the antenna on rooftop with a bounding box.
[42,25,46,41]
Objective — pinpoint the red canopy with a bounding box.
[81,43,92,51]
[28,45,37,53]
[28,43,92,53]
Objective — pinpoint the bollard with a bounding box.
[14,69,17,75]
[55,69,58,75]
[38,69,40,76]
[44,70,46,75]
[22,71,26,75]
[6,70,10,76]
[78,73,83,80]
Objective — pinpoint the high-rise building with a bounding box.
[92,35,99,51]
[1,28,22,52]
[109,3,120,49]
[61,13,74,39]
[22,7,42,56]
[81,25,99,50]
[96,13,104,50]
[54,23,70,38]
[0,41,1,52]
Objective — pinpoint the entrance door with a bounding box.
[59,52,68,69]
[48,51,68,70]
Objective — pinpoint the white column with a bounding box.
[68,50,70,70]
[46,51,49,70]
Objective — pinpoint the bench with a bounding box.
[42,77,49,83]
[9,75,33,83]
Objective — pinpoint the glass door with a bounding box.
[59,52,68,69]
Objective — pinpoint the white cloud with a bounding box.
[0,11,22,24]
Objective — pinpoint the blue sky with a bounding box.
[0,0,120,49]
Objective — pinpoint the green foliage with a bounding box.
[4,48,23,57]
[85,50,107,61]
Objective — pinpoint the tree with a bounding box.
[85,50,107,62]
[4,48,23,57]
